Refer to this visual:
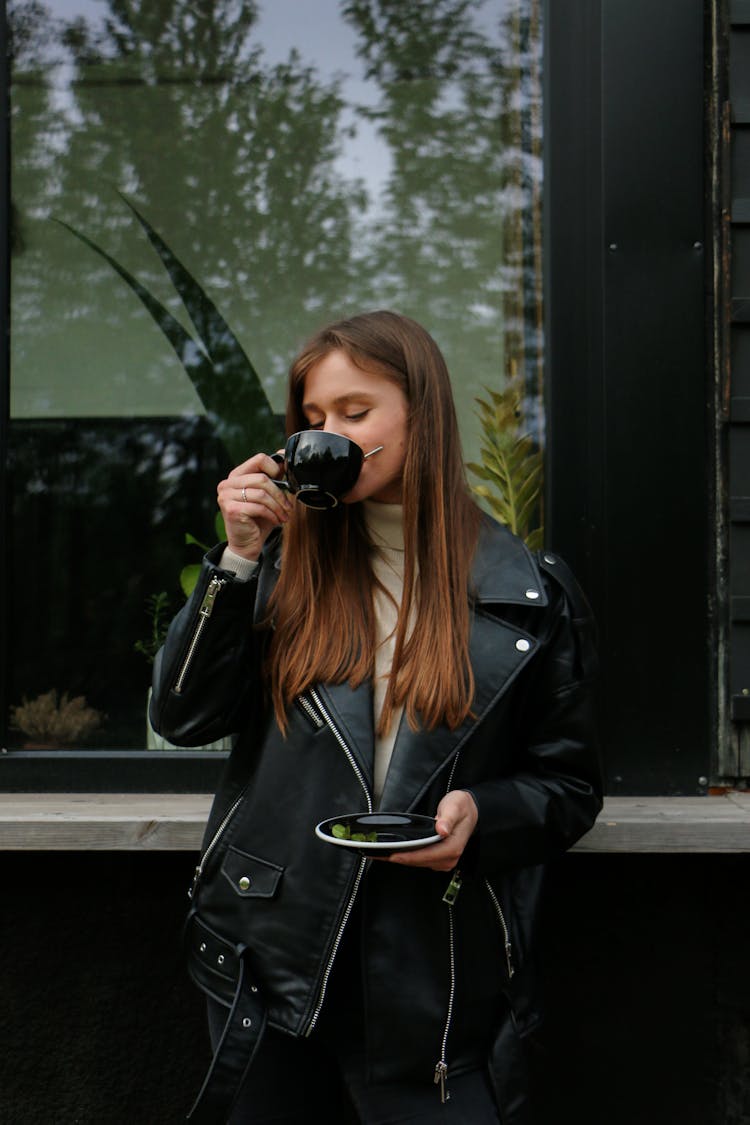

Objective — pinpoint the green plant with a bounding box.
[135,510,228,666]
[179,510,227,599]
[466,385,544,550]
[134,591,172,665]
[10,690,103,746]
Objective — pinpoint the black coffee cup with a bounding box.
[272,430,366,509]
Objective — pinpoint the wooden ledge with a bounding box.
[0,793,210,851]
[574,793,750,853]
[0,794,748,852]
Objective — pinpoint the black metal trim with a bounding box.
[0,750,226,792]
[730,497,750,521]
[730,0,750,25]
[731,694,750,720]
[0,4,10,794]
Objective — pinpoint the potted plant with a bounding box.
[10,690,104,749]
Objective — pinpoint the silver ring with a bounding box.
[241,486,248,503]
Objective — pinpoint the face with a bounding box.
[301,349,409,504]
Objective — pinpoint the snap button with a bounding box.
[525,588,540,600]
[251,985,258,993]
[516,638,531,653]
[238,876,251,891]
[543,554,556,565]
[199,942,207,953]
[217,954,225,965]
[242,1017,252,1029]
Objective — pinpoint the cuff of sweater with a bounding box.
[218,547,260,582]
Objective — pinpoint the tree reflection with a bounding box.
[344,0,543,445]
[7,0,544,747]
[11,0,365,417]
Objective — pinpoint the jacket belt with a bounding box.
[185,913,267,1124]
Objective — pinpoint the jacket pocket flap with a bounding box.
[220,846,284,899]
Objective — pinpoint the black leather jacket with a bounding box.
[151,515,601,1121]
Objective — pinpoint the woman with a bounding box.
[150,310,602,1125]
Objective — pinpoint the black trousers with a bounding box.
[207,999,501,1125]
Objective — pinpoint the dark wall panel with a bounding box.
[546,0,709,793]
[1,852,748,1125]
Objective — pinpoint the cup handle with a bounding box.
[269,451,291,492]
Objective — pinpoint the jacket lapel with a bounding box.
[312,517,549,811]
[316,678,375,792]
[379,519,548,812]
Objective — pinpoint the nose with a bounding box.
[323,421,355,442]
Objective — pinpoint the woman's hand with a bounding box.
[384,790,478,871]
[217,452,294,561]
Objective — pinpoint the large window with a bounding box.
[3,0,543,767]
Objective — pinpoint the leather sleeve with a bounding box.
[149,543,268,747]
[465,557,603,874]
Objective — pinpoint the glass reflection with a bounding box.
[7,0,543,749]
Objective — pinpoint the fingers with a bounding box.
[217,452,294,558]
[384,791,478,871]
[220,476,292,525]
[382,837,463,871]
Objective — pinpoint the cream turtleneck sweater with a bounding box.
[363,501,411,805]
[219,501,410,805]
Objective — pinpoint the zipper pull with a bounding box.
[188,864,202,901]
[199,575,223,618]
[442,870,462,906]
[505,940,515,980]
[433,1060,450,1103]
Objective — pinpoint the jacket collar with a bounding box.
[470,516,548,608]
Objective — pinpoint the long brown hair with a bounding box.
[266,310,482,735]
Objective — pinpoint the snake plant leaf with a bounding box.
[55,216,209,385]
[118,194,282,459]
[57,204,283,465]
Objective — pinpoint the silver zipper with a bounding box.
[306,853,368,1035]
[188,787,247,900]
[174,575,226,694]
[430,755,464,1101]
[309,688,371,808]
[485,879,515,980]
[305,687,372,1035]
[295,693,325,729]
[433,896,457,1104]
[445,749,462,794]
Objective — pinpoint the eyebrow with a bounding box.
[302,392,376,412]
